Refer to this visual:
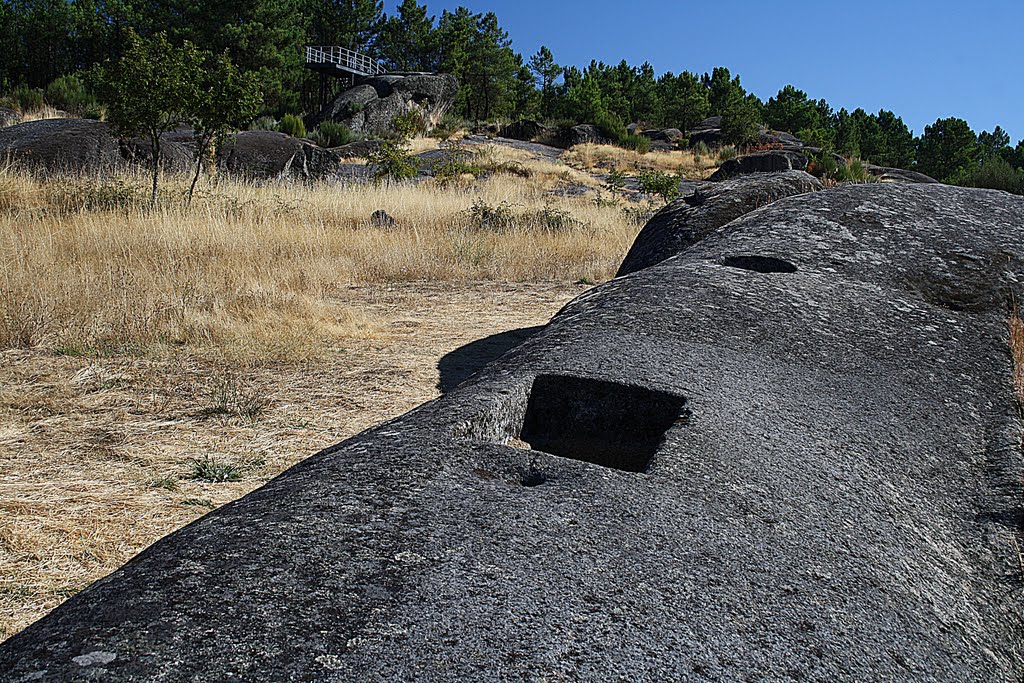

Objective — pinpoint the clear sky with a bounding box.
[385,0,1023,143]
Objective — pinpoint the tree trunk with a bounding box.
[150,132,161,206]
[187,134,212,207]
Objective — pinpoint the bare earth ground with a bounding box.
[0,281,585,639]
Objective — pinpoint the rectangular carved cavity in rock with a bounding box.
[517,374,688,473]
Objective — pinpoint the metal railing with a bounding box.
[305,46,386,76]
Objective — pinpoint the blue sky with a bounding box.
[385,0,1023,143]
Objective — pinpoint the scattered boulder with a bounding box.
[565,124,610,147]
[370,209,396,228]
[0,107,20,128]
[216,131,346,181]
[863,163,939,184]
[709,149,810,180]
[617,171,823,276]
[311,74,458,137]
[688,116,724,147]
[0,118,193,174]
[640,128,684,143]
[333,140,383,159]
[500,119,548,143]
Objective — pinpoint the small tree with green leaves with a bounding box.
[92,31,203,205]
[187,52,262,203]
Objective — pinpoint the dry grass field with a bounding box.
[0,137,683,639]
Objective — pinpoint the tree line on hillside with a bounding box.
[1,0,1023,193]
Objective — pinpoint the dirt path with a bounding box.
[0,281,587,640]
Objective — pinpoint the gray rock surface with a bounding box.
[864,163,940,184]
[500,119,548,142]
[311,74,458,136]
[565,123,610,147]
[640,127,684,143]
[217,131,347,181]
[333,139,383,159]
[0,120,355,181]
[3,183,1024,681]
[0,118,193,174]
[709,149,810,180]
[617,171,823,276]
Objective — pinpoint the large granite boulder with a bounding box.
[688,115,724,147]
[0,118,193,174]
[217,131,348,181]
[617,170,823,276]
[501,119,548,143]
[864,163,939,184]
[564,123,610,147]
[0,119,355,181]
[3,182,1024,681]
[311,73,458,136]
[709,149,810,180]
[640,127,684,143]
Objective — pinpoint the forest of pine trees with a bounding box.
[2,0,1023,192]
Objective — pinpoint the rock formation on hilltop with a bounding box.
[2,176,1023,681]
[309,73,458,135]
[0,118,366,181]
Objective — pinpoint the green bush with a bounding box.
[45,75,97,115]
[466,198,516,231]
[368,139,421,182]
[430,113,466,140]
[594,110,650,153]
[310,120,354,147]
[393,109,427,140]
[250,115,278,131]
[16,85,43,113]
[833,158,872,183]
[638,170,681,201]
[959,156,1024,195]
[277,113,306,138]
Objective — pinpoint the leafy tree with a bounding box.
[187,52,262,203]
[872,110,915,168]
[528,45,561,119]
[720,90,761,146]
[704,67,738,114]
[916,117,978,182]
[764,85,822,134]
[659,70,709,134]
[92,31,203,204]
[978,125,1011,161]
[379,0,436,72]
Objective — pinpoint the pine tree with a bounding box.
[379,0,436,72]
[528,46,560,119]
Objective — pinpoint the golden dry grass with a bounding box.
[565,142,722,177]
[0,152,638,361]
[1010,310,1024,403]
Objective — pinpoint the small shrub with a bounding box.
[393,109,427,140]
[466,198,516,231]
[693,141,711,158]
[833,158,872,183]
[717,145,738,161]
[638,170,681,202]
[310,120,353,147]
[429,113,466,139]
[201,374,270,421]
[622,204,656,226]
[277,113,306,138]
[595,110,650,153]
[250,115,278,131]
[605,168,627,193]
[433,139,476,184]
[535,204,581,231]
[45,75,97,115]
[368,139,422,182]
[148,477,179,491]
[187,455,243,483]
[16,86,43,113]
